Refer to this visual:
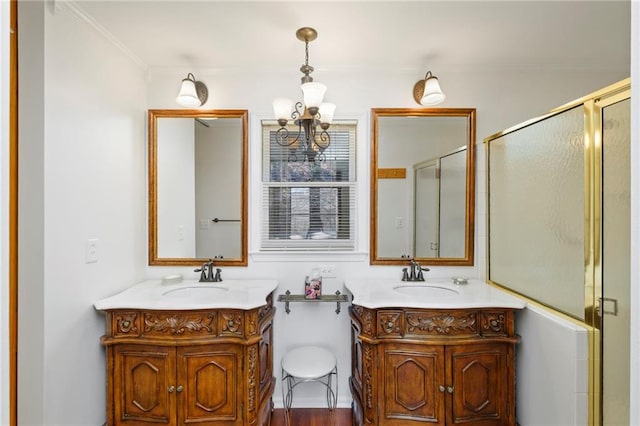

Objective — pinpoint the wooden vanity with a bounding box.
[99,294,275,426]
[349,304,519,426]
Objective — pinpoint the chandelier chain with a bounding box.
[305,40,309,67]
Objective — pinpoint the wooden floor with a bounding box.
[270,408,352,426]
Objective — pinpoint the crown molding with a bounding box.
[53,0,148,72]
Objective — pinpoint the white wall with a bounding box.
[0,0,11,424]
[157,118,196,258]
[195,121,242,258]
[18,3,148,425]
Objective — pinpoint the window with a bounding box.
[261,121,357,251]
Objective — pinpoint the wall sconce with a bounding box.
[413,71,446,106]
[176,73,208,107]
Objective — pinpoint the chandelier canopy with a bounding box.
[272,27,336,162]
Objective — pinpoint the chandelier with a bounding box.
[272,27,336,162]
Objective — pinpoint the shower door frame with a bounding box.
[485,78,631,426]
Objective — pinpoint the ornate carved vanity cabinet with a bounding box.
[349,305,518,425]
[100,295,275,426]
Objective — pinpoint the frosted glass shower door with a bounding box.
[439,149,466,258]
[488,106,586,319]
[600,97,630,425]
[414,162,439,257]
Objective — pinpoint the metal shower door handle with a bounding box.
[598,297,618,316]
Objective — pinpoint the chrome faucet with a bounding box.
[194,259,223,282]
[401,259,429,282]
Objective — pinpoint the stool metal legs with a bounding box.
[281,365,338,412]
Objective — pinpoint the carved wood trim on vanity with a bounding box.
[105,309,269,342]
[101,295,276,426]
[350,306,515,341]
[349,305,518,426]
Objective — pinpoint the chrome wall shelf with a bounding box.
[277,290,350,315]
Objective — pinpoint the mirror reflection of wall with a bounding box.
[157,118,197,258]
[194,118,242,258]
[157,117,242,259]
[376,114,471,261]
[149,109,247,266]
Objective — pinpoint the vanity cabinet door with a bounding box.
[382,344,446,425]
[447,343,510,425]
[113,345,176,426]
[177,344,243,425]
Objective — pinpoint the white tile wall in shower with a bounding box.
[515,303,589,426]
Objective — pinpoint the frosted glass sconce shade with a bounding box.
[176,73,208,107]
[413,71,446,106]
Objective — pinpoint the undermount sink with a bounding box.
[162,285,229,298]
[393,285,460,297]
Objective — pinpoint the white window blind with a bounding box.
[261,121,357,251]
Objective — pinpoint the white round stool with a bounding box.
[281,345,338,412]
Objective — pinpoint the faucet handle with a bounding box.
[401,268,409,281]
[194,264,208,282]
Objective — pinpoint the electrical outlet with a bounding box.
[319,264,336,278]
[86,238,99,263]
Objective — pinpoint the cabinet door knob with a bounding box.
[438,385,445,393]
[168,386,175,393]
[447,386,454,394]
[176,385,184,393]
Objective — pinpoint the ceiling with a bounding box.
[74,1,631,75]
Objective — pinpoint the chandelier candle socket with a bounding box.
[272,27,336,162]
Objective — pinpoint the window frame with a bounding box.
[260,120,357,251]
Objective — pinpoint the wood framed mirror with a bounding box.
[371,108,476,266]
[148,109,248,266]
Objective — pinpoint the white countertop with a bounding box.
[344,278,526,310]
[94,279,278,311]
